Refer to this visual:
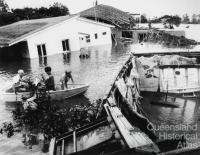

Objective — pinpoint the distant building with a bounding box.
[80,4,134,29]
[0,15,113,59]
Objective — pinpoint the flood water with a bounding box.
[0,24,200,154]
[0,44,132,154]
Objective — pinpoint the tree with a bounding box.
[38,7,50,17]
[49,2,69,17]
[0,12,17,26]
[141,14,148,23]
[182,14,190,23]
[0,0,9,13]
[0,0,17,26]
[159,15,181,29]
[198,14,200,24]
[191,14,198,24]
[0,2,70,26]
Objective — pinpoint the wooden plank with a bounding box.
[61,139,65,155]
[108,105,154,148]
[159,64,200,69]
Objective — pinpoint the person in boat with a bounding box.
[60,69,74,89]
[41,66,55,91]
[13,69,29,92]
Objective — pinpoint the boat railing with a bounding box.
[50,119,109,155]
[96,54,134,118]
[159,64,200,69]
[55,83,88,86]
[55,119,107,141]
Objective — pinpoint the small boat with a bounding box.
[48,84,89,101]
[1,84,89,102]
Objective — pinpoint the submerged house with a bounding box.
[79,4,150,43]
[80,4,140,42]
[80,4,187,44]
[0,15,113,59]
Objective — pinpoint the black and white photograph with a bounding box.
[0,0,200,154]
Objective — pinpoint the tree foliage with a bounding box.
[0,0,9,13]
[0,12,17,26]
[0,88,101,152]
[191,14,198,24]
[0,2,70,26]
[159,15,181,29]
[182,14,190,23]
[49,2,69,17]
[141,14,148,23]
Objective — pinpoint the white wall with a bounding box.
[162,30,185,37]
[75,18,112,48]
[26,17,112,58]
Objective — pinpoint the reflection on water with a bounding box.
[0,44,130,121]
[141,92,200,143]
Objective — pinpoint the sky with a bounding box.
[5,0,200,18]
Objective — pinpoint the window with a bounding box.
[86,35,90,43]
[94,33,98,39]
[102,32,107,35]
[37,44,46,57]
[122,31,133,38]
[62,39,70,51]
[138,33,147,43]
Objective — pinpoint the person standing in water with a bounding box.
[41,66,55,91]
[60,69,74,89]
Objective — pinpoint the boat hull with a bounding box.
[1,92,32,102]
[48,84,89,100]
[1,84,89,102]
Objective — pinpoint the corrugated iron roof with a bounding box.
[80,4,133,28]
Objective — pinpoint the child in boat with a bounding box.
[41,66,55,91]
[60,69,74,89]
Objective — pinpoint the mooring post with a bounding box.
[61,139,65,155]
[198,68,200,86]
[173,68,177,87]
[73,130,77,152]
[185,68,188,87]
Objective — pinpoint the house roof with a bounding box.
[0,13,114,47]
[80,4,133,28]
[0,15,77,47]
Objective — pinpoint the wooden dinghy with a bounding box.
[1,84,89,102]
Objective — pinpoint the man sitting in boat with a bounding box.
[60,69,74,89]
[41,66,55,91]
[13,69,29,92]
